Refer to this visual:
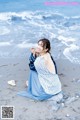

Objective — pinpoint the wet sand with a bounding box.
[0,57,80,120]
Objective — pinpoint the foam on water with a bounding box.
[0,11,80,64]
[0,11,43,21]
[17,42,38,49]
[58,36,76,42]
[0,26,10,35]
[63,44,80,63]
[0,42,11,46]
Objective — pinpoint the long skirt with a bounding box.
[17,70,58,101]
[18,70,58,100]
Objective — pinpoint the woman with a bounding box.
[18,38,62,101]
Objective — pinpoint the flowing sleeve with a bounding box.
[29,53,37,71]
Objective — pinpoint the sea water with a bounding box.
[0,0,80,64]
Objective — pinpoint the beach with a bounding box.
[0,0,80,119]
[0,57,80,120]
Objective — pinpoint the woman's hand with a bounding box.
[30,48,35,53]
[30,48,36,56]
[30,47,41,57]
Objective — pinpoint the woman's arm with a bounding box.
[28,48,37,71]
[29,53,37,71]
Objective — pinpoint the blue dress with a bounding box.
[18,53,62,101]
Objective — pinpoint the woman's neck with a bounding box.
[39,52,48,56]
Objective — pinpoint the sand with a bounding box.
[0,57,80,120]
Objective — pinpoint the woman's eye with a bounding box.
[38,45,41,47]
[39,44,43,47]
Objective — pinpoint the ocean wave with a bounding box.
[58,36,76,42]
[0,11,67,22]
[0,26,10,35]
[0,12,28,21]
[0,11,42,21]
[0,11,80,64]
[0,11,80,28]
[42,13,64,20]
[17,42,37,48]
[63,17,80,27]
[0,42,11,46]
[63,44,80,63]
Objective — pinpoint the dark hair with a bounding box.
[38,38,51,53]
[51,55,57,74]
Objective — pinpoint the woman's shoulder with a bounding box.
[44,52,50,59]
[39,53,51,62]
[42,53,51,63]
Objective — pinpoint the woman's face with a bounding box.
[35,41,44,53]
[37,41,47,53]
[38,41,43,50]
